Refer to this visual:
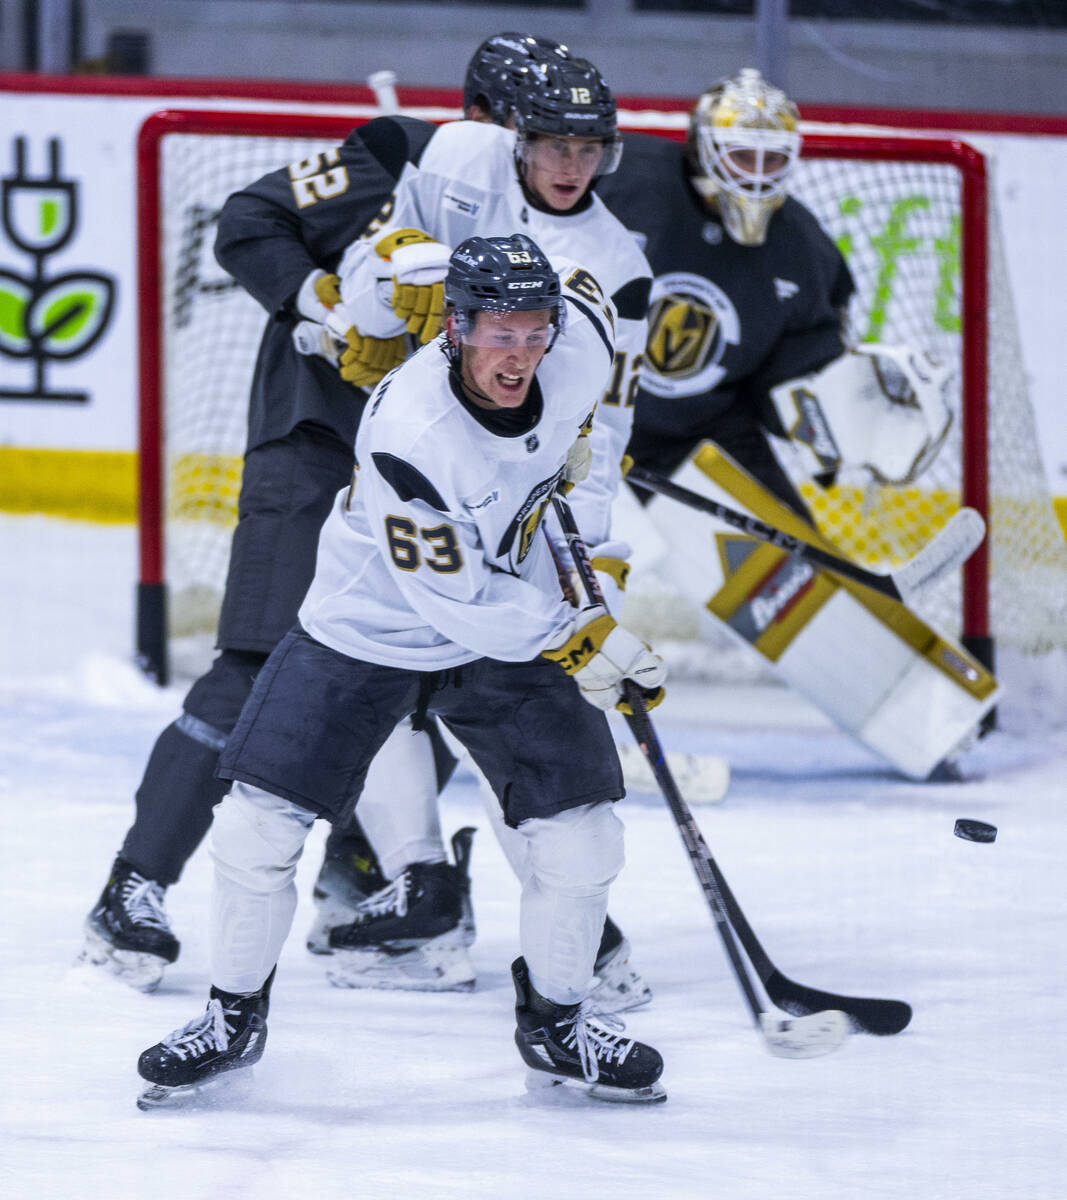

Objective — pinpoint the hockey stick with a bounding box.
[551,494,848,1058]
[542,527,730,805]
[625,464,985,604]
[702,855,912,1036]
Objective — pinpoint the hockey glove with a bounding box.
[338,328,409,388]
[543,604,666,713]
[374,228,451,344]
[559,434,592,496]
[295,268,342,324]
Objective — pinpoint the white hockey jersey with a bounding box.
[299,270,617,670]
[336,120,652,547]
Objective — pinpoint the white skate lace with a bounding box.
[120,873,171,931]
[162,999,236,1062]
[350,872,410,923]
[558,1003,635,1083]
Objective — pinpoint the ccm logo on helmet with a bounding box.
[508,281,545,289]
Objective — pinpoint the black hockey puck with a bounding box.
[953,818,997,843]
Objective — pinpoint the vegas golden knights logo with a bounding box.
[646,292,721,380]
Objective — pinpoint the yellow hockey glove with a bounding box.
[542,604,666,712]
[338,329,409,389]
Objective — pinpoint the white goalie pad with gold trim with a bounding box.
[770,345,953,486]
[623,442,997,779]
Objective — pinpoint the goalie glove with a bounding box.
[542,604,666,714]
[375,229,451,344]
[770,344,953,486]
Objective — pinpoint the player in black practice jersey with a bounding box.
[596,68,854,522]
[76,35,548,992]
[79,34,648,1011]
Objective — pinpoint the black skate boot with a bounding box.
[325,828,477,993]
[80,856,180,992]
[512,957,666,1104]
[306,815,389,954]
[136,969,275,1111]
[587,915,653,1016]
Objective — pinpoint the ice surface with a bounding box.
[2,516,1065,1200]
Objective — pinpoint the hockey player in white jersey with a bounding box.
[306,52,657,1004]
[136,235,667,1109]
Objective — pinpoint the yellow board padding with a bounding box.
[0,446,137,523]
[0,448,244,526]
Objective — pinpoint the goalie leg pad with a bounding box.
[637,444,997,779]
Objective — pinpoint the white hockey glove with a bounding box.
[770,344,954,486]
[375,228,451,344]
[542,604,666,714]
[295,268,342,324]
[559,434,592,495]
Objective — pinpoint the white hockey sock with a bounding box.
[518,802,625,1005]
[209,781,315,994]
[356,718,445,880]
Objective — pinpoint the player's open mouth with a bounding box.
[497,373,524,390]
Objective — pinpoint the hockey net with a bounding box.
[137,107,1067,689]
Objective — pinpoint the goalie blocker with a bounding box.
[628,443,997,780]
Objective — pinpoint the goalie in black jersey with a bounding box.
[78,32,650,1014]
[596,67,952,520]
[594,69,995,784]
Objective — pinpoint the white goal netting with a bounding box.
[144,110,1067,684]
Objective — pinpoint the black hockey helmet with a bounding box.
[444,233,565,346]
[462,32,570,126]
[513,56,623,176]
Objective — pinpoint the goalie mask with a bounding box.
[513,57,623,179]
[688,67,801,246]
[444,233,565,356]
[463,32,570,126]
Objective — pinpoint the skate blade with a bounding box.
[136,1067,254,1112]
[78,926,167,993]
[325,937,476,992]
[525,1068,667,1105]
[760,1009,850,1058]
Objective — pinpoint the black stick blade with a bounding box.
[765,970,912,1035]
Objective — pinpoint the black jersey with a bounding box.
[596,132,854,451]
[214,115,435,453]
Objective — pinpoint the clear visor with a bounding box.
[519,132,623,178]
[452,306,563,350]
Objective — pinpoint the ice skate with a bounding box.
[512,957,666,1104]
[136,973,273,1111]
[79,857,179,992]
[588,934,653,1016]
[306,817,389,954]
[325,829,476,992]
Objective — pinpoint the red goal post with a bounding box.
[136,106,1060,687]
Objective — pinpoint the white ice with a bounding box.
[2,515,1065,1200]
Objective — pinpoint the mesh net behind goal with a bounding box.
[139,108,1067,682]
